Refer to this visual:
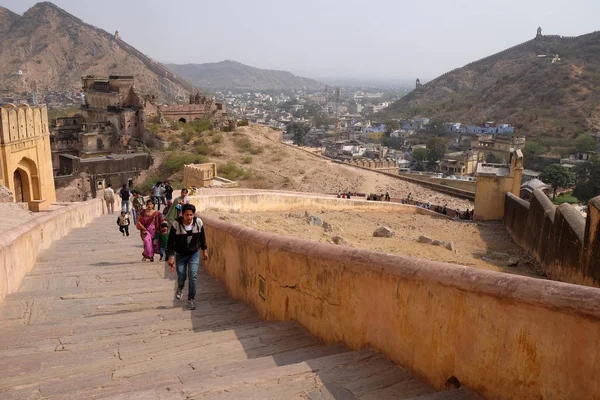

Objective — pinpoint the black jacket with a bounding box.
[166,217,207,258]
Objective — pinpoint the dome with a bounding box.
[520,178,549,191]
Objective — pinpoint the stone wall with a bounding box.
[504,190,600,287]
[189,191,446,216]
[0,199,105,305]
[397,173,476,192]
[199,213,600,400]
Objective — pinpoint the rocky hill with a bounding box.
[165,60,324,91]
[0,2,195,101]
[386,30,600,138]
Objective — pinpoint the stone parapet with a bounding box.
[200,212,600,399]
[0,198,105,305]
[504,190,599,287]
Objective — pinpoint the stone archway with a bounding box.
[178,118,187,123]
[13,157,41,205]
[13,170,24,202]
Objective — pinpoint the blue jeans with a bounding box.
[121,200,130,213]
[176,251,200,300]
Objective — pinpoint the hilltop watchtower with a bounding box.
[415,78,422,89]
[536,26,542,38]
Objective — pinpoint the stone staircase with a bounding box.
[0,215,482,399]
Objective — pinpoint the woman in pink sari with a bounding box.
[136,198,164,262]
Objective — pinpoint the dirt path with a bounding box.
[207,209,543,278]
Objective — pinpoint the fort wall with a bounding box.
[0,199,105,306]
[189,191,448,216]
[199,211,600,400]
[503,190,600,287]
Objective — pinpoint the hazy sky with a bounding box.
[2,0,598,82]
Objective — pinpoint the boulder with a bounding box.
[307,215,324,227]
[431,240,443,246]
[373,226,395,238]
[507,257,519,266]
[331,236,349,246]
[418,235,433,244]
[322,221,333,232]
[445,242,457,253]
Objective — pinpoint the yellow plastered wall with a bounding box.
[0,104,56,211]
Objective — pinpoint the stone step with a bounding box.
[0,213,480,399]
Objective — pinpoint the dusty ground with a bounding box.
[207,209,543,278]
[157,125,474,210]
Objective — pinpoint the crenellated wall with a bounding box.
[199,212,600,400]
[503,190,600,287]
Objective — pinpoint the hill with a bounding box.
[0,2,195,100]
[165,60,325,91]
[386,30,600,138]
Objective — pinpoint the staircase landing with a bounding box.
[0,215,481,399]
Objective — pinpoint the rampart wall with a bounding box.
[0,199,106,306]
[503,190,600,287]
[190,191,446,216]
[198,199,600,399]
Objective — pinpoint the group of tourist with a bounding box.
[102,181,206,310]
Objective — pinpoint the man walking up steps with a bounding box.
[167,204,209,310]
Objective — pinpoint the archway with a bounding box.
[178,118,187,123]
[13,170,24,202]
[14,157,41,204]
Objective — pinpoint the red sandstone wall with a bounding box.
[200,214,600,400]
[504,190,599,286]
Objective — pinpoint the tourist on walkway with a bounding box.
[165,188,190,226]
[164,181,174,202]
[152,181,163,211]
[117,211,130,236]
[132,191,144,225]
[154,221,170,261]
[136,198,164,262]
[167,203,208,310]
[120,184,131,213]
[104,183,115,214]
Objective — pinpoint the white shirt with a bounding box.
[104,188,114,200]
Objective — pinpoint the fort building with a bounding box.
[0,103,56,211]
[473,149,523,221]
[438,150,478,175]
[159,93,227,123]
[469,134,525,163]
[80,75,145,145]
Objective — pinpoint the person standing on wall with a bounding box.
[104,183,115,214]
[167,204,208,311]
[120,184,131,213]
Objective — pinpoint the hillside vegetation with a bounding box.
[0,2,193,100]
[386,32,600,138]
[165,60,324,91]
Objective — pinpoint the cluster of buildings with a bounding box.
[49,75,230,201]
[216,88,396,130]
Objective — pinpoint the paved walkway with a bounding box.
[0,215,480,399]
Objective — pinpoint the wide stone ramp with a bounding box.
[0,215,480,399]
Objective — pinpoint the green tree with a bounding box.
[287,122,310,146]
[384,120,401,136]
[426,137,447,164]
[412,148,428,163]
[573,158,600,202]
[540,164,575,199]
[574,134,597,153]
